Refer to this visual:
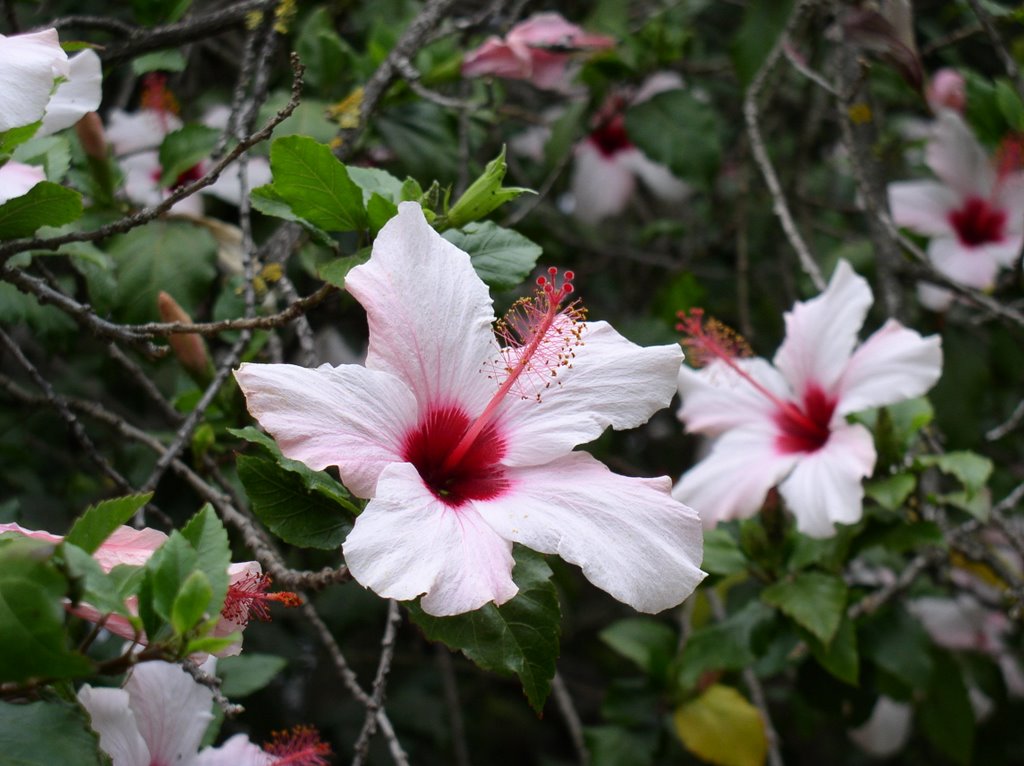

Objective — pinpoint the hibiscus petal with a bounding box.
[346,202,500,414]
[461,38,528,79]
[204,156,273,205]
[619,149,691,203]
[887,180,958,236]
[0,29,69,133]
[0,521,62,544]
[777,423,876,537]
[836,319,942,415]
[673,426,798,528]
[125,661,214,765]
[77,685,152,766]
[773,260,873,395]
[476,451,705,613]
[93,526,168,570]
[510,13,614,49]
[195,734,272,766]
[916,281,955,311]
[343,462,517,616]
[106,109,182,155]
[570,141,636,223]
[500,321,681,466]
[849,696,912,758]
[926,111,995,197]
[0,161,45,205]
[928,235,999,288]
[234,362,417,498]
[677,357,790,436]
[39,49,102,136]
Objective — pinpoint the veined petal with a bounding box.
[500,321,682,466]
[677,357,790,436]
[927,111,995,197]
[343,462,517,616]
[39,49,102,136]
[234,362,417,498]
[673,426,798,528]
[195,734,272,766]
[461,38,528,79]
[78,685,151,766]
[773,260,873,395]
[837,319,942,415]
[570,141,636,224]
[0,29,69,133]
[887,180,958,236]
[93,526,168,570]
[0,522,62,544]
[125,660,213,765]
[928,236,999,289]
[0,161,45,205]
[777,423,876,538]
[346,202,500,414]
[476,451,705,613]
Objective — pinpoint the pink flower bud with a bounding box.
[926,68,966,113]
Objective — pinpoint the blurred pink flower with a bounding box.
[888,111,1024,309]
[674,261,942,537]
[571,73,690,223]
[235,202,704,616]
[462,13,614,92]
[926,68,966,114]
[0,161,45,205]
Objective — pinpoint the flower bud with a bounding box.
[926,68,966,114]
[157,291,211,381]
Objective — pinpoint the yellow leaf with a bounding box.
[673,684,768,766]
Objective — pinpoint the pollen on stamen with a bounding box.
[676,308,752,368]
[996,133,1024,181]
[487,268,587,402]
[221,572,303,626]
[263,725,332,766]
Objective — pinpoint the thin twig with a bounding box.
[987,399,1024,441]
[436,646,472,766]
[351,601,403,766]
[963,0,1024,102]
[181,658,245,717]
[552,673,589,766]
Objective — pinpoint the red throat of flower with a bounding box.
[221,572,302,626]
[263,725,332,766]
[140,74,180,123]
[677,308,835,454]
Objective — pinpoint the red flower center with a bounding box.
[590,115,633,157]
[948,196,1006,247]
[774,384,836,454]
[402,406,508,507]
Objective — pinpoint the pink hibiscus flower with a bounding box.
[674,260,942,538]
[888,111,1024,310]
[0,161,46,205]
[462,13,614,92]
[926,68,966,114]
[234,202,704,616]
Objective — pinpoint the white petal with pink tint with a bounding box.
[673,424,798,527]
[773,260,873,394]
[917,280,955,311]
[777,423,876,537]
[343,462,517,616]
[0,161,45,205]
[205,156,273,205]
[0,521,62,544]
[927,236,999,289]
[125,661,213,765]
[346,202,500,414]
[619,149,691,202]
[0,29,69,133]
[888,180,958,236]
[234,362,417,498]
[926,111,994,197]
[93,526,168,569]
[837,319,942,415]
[570,141,636,223]
[107,109,181,154]
[39,49,102,136]
[849,696,912,758]
[477,451,704,613]
[678,357,790,436]
[78,685,151,766]
[195,734,272,766]
[500,321,681,466]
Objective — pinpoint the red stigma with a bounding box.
[676,308,752,368]
[221,572,303,626]
[264,725,332,766]
[140,73,181,117]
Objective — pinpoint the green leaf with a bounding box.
[159,125,219,187]
[408,548,561,713]
[860,605,933,690]
[347,166,405,203]
[0,538,94,683]
[625,90,720,188]
[444,147,533,229]
[62,543,133,618]
[0,698,106,765]
[701,528,748,576]
[805,615,858,685]
[296,7,352,93]
[218,652,288,698]
[600,618,676,679]
[236,454,353,549]
[677,600,773,689]
[919,651,975,766]
[132,49,188,75]
[762,571,847,644]
[229,426,358,511]
[865,473,916,511]
[185,633,240,656]
[65,493,152,554]
[108,220,217,323]
[916,451,993,499]
[12,135,71,182]
[172,570,213,634]
[0,182,82,239]
[0,123,42,155]
[366,192,399,235]
[180,505,231,617]
[996,79,1024,131]
[673,684,768,766]
[584,726,658,766]
[866,521,946,554]
[442,222,542,290]
[265,135,367,232]
[141,531,199,626]
[316,249,371,291]
[730,0,794,86]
